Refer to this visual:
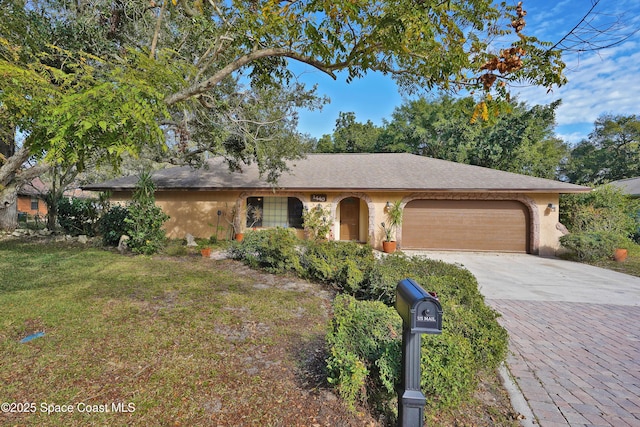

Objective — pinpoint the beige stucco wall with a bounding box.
[109,190,568,255]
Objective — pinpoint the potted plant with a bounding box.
[381,200,403,253]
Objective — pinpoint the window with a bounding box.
[246,197,303,229]
[30,198,39,211]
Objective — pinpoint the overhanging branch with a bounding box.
[165,48,343,105]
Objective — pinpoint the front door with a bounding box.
[340,197,360,241]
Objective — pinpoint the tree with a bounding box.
[1,0,569,230]
[377,97,568,179]
[315,112,381,153]
[563,114,640,185]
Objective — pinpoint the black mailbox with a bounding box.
[395,278,442,334]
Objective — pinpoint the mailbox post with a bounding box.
[395,278,443,427]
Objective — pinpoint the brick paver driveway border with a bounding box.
[405,251,640,427]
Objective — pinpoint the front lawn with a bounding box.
[0,240,369,426]
[0,238,520,426]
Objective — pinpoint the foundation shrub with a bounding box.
[228,227,302,274]
[300,241,375,294]
[124,171,169,255]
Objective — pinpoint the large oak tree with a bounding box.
[0,0,567,229]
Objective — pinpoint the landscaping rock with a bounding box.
[185,233,198,247]
[118,235,130,254]
[77,235,88,244]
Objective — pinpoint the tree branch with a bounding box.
[165,48,342,105]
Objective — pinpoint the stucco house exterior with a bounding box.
[17,178,48,219]
[84,153,590,256]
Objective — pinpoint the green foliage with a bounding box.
[326,291,496,416]
[561,185,640,238]
[302,205,332,241]
[228,228,302,274]
[375,97,567,179]
[301,241,375,294]
[563,114,640,185]
[368,254,507,369]
[315,112,382,153]
[559,232,621,262]
[381,200,403,242]
[98,204,130,246]
[326,295,401,411]
[124,172,169,255]
[57,197,100,236]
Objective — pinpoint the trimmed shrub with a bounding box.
[98,205,129,246]
[228,228,302,274]
[327,294,482,417]
[559,231,620,262]
[368,253,508,372]
[326,295,401,412]
[301,241,375,294]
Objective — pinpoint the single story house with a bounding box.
[610,177,640,198]
[17,178,48,219]
[83,153,590,256]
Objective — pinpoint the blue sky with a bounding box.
[293,0,640,145]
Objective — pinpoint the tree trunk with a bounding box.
[0,183,18,231]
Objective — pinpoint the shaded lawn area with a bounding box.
[0,240,370,426]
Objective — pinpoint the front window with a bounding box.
[246,197,303,229]
[30,198,39,211]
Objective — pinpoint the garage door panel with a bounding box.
[402,200,529,252]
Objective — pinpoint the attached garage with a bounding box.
[402,200,530,253]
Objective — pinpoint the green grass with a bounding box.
[0,240,356,426]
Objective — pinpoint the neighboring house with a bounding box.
[610,177,640,198]
[17,178,48,219]
[83,153,590,256]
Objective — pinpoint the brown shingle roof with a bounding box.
[83,153,590,193]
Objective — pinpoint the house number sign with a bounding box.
[311,194,327,202]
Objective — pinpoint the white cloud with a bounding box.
[514,38,640,143]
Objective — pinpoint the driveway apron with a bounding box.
[405,251,640,427]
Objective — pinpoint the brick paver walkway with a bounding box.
[489,300,640,427]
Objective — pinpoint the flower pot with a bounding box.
[383,240,396,253]
[235,233,244,242]
[200,248,212,258]
[614,248,628,262]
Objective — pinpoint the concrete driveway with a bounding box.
[405,251,640,427]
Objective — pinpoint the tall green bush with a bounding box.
[561,184,639,237]
[327,294,483,417]
[57,197,100,236]
[124,171,169,255]
[302,205,332,240]
[560,184,639,260]
[98,204,130,246]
